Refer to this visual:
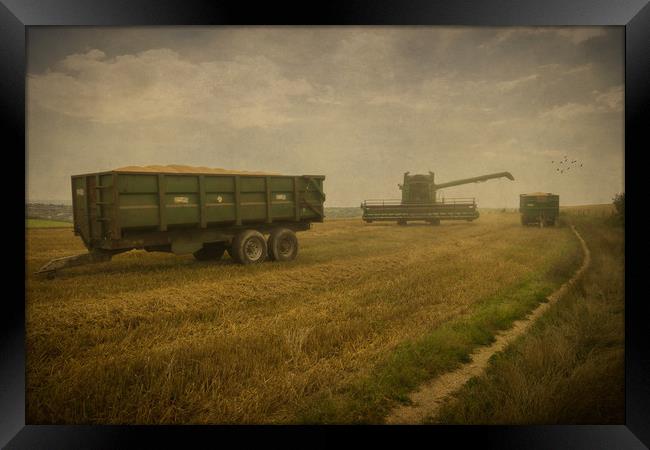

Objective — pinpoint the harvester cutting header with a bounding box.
[361,171,514,225]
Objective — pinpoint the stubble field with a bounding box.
[26,211,584,424]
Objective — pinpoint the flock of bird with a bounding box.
[551,155,583,174]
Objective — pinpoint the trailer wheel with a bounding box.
[268,228,299,262]
[231,230,268,264]
[193,242,226,261]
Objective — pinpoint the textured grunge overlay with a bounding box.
[27,27,623,208]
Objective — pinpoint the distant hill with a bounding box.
[25,203,612,224]
[325,207,362,219]
[25,203,363,222]
[27,203,73,223]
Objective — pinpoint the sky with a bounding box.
[26,26,624,207]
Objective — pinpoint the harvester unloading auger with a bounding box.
[361,171,514,225]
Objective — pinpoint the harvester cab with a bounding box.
[398,171,437,203]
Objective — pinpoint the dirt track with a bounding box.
[385,225,591,424]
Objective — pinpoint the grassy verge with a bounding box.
[426,213,624,424]
[26,218,72,228]
[296,232,582,423]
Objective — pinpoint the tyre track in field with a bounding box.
[385,224,591,424]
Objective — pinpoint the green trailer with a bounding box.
[37,166,325,275]
[520,192,559,227]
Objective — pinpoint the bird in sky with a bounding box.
[550,154,583,174]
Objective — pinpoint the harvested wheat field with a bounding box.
[26,212,582,424]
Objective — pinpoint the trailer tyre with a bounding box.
[268,228,298,262]
[231,230,268,265]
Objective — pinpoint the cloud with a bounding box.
[533,149,564,157]
[29,48,315,129]
[595,85,623,111]
[540,102,597,120]
[482,27,607,49]
[494,74,539,93]
[540,84,623,120]
[563,63,592,76]
[556,28,607,44]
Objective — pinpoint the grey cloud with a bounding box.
[27,27,623,207]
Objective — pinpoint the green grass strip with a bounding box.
[26,219,72,228]
[295,268,571,424]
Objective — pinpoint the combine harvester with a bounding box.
[361,171,514,225]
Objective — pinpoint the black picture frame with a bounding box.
[3,0,648,448]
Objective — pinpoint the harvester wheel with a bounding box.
[193,242,226,261]
[231,230,268,265]
[268,228,299,262]
[397,220,407,226]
